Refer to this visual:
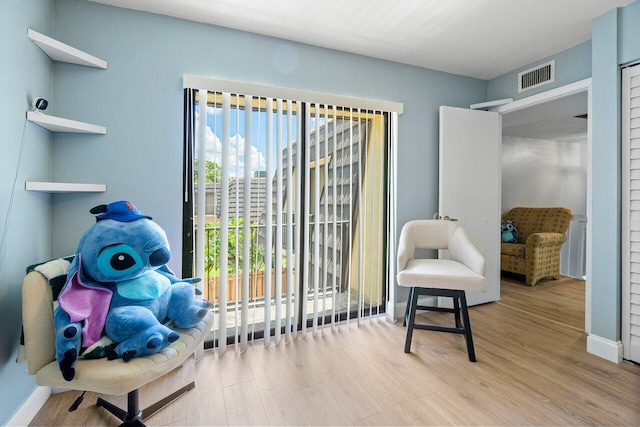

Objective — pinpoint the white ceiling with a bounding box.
[87,0,633,80]
[502,91,588,143]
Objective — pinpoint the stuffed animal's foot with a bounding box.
[56,332,80,381]
[108,324,179,361]
[54,309,82,381]
[60,349,77,381]
[168,283,213,328]
[146,331,179,350]
[172,299,212,328]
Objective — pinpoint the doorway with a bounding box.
[491,79,592,333]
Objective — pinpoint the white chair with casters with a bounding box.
[22,270,215,426]
[397,220,486,361]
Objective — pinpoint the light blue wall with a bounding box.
[592,8,621,344]
[619,0,640,64]
[590,0,640,343]
[49,1,487,299]
[0,0,54,424]
[487,40,592,101]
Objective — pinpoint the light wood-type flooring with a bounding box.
[31,275,640,426]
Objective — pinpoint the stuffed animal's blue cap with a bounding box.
[91,201,152,222]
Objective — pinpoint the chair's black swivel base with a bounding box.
[97,381,195,427]
[404,287,476,362]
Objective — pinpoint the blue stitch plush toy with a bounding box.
[501,220,519,243]
[54,201,212,381]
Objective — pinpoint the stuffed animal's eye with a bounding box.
[111,252,136,270]
[97,244,144,278]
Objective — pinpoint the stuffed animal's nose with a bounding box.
[149,247,171,266]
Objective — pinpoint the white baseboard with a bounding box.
[394,296,437,319]
[5,386,51,427]
[586,334,623,363]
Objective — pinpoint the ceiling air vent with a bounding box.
[518,60,555,93]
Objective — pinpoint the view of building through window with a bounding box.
[188,91,389,346]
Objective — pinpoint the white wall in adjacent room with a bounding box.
[502,135,587,216]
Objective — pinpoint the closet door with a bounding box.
[622,64,640,364]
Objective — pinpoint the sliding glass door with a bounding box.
[184,88,390,351]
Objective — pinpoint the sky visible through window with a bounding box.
[196,103,324,178]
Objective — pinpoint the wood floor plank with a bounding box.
[499,274,585,330]
[353,392,452,426]
[223,379,267,426]
[293,382,353,426]
[186,352,228,426]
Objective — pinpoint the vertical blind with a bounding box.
[184,76,401,353]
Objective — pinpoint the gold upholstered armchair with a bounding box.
[500,207,572,286]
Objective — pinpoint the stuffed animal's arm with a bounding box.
[156,265,203,294]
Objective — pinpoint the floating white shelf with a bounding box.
[25,28,108,196]
[27,28,107,69]
[27,111,106,134]
[26,181,106,193]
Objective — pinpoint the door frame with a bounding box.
[491,78,593,334]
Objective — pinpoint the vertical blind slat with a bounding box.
[275,99,284,343]
[322,106,330,330]
[357,109,364,325]
[293,101,302,339]
[368,112,374,321]
[389,111,399,317]
[331,105,338,331]
[241,95,252,350]
[376,112,381,320]
[218,92,231,355]
[264,98,273,346]
[313,104,321,334]
[196,90,208,290]
[250,98,263,341]
[234,94,241,345]
[286,101,294,341]
[347,108,353,326]
[303,103,311,334]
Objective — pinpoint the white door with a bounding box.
[439,106,502,306]
[622,65,640,363]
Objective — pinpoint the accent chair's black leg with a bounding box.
[403,287,413,327]
[459,291,476,362]
[453,296,462,328]
[404,287,420,353]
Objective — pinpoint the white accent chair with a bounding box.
[397,220,486,361]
